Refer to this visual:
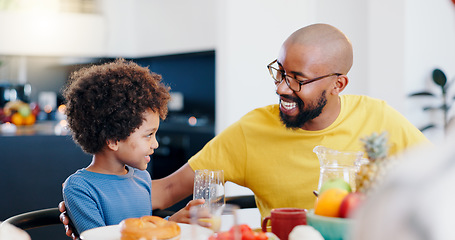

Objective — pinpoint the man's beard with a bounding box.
[279,90,327,129]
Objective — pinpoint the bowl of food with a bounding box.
[306,209,352,240]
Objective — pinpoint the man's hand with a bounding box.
[168,199,205,223]
[58,201,79,240]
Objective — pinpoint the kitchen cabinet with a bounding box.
[0,134,90,240]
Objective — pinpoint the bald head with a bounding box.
[284,23,353,74]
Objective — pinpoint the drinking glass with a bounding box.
[193,169,225,209]
[190,204,240,240]
[192,169,225,234]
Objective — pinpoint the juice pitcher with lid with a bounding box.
[313,145,364,193]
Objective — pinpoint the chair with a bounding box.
[2,208,61,230]
[226,195,257,209]
[152,209,176,218]
[152,195,257,217]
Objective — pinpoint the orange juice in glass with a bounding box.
[199,216,222,232]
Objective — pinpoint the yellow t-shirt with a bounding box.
[188,95,429,219]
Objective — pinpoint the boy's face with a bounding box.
[115,108,160,171]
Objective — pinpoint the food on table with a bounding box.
[319,177,352,194]
[209,224,268,240]
[3,100,27,116]
[356,131,391,194]
[288,225,324,240]
[338,192,365,218]
[2,100,37,125]
[119,216,180,240]
[314,188,349,218]
[17,104,31,117]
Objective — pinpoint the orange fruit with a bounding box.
[23,114,36,125]
[11,112,24,126]
[314,188,349,217]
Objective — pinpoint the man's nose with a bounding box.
[276,79,293,95]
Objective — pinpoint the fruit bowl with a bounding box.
[306,209,352,240]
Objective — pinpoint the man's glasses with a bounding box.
[267,59,342,92]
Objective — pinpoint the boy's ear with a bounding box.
[107,139,119,151]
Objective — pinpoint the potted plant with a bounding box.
[409,68,455,133]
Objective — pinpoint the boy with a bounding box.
[62,59,201,234]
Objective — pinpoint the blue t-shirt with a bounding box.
[63,166,152,234]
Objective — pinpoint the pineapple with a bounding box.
[356,131,390,194]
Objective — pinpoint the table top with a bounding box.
[80,223,213,240]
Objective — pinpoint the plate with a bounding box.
[80,223,214,240]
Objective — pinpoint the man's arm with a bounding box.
[152,163,195,210]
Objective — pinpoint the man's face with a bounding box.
[279,90,327,129]
[275,43,334,129]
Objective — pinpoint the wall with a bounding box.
[404,0,455,142]
[215,0,455,143]
[100,0,217,58]
[215,0,316,133]
[0,11,105,57]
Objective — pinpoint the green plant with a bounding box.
[409,68,455,133]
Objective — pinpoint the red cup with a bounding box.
[261,208,307,240]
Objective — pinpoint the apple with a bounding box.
[338,192,365,218]
[319,178,352,194]
[29,102,41,116]
[0,108,5,122]
[18,104,31,117]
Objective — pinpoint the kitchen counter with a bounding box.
[0,121,69,136]
[0,134,90,240]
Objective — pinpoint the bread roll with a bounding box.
[120,216,181,240]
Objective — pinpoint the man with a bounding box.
[60,23,429,238]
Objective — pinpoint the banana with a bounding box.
[3,100,28,116]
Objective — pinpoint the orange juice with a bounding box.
[199,216,222,232]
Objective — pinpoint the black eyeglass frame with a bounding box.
[267,59,342,92]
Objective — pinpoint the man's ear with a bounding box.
[107,139,119,151]
[331,75,348,94]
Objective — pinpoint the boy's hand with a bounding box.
[168,199,205,223]
[58,201,79,240]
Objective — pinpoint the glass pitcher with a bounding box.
[313,145,364,193]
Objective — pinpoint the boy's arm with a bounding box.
[63,186,106,235]
[152,163,195,210]
[59,163,195,239]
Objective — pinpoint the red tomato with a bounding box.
[211,224,268,240]
[231,224,251,234]
[242,231,256,240]
[240,224,252,232]
[254,232,268,240]
[213,231,233,240]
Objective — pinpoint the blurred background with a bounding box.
[0,0,454,239]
